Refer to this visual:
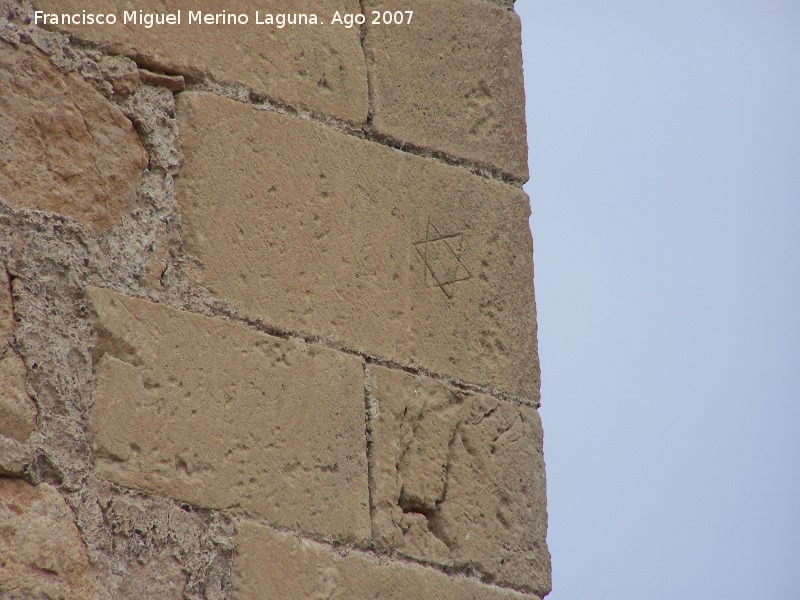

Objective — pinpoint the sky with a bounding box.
[515,1,800,598]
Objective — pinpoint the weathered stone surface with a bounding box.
[0,350,33,441]
[98,54,140,96]
[0,479,108,599]
[0,436,32,476]
[33,0,368,123]
[368,366,550,596]
[233,521,540,600]
[0,267,37,468]
[363,0,529,181]
[85,286,369,545]
[176,92,539,402]
[115,557,186,600]
[0,40,147,232]
[94,488,234,599]
[138,68,185,92]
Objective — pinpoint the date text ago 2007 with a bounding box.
[331,10,413,29]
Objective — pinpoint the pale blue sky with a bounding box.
[516,1,799,598]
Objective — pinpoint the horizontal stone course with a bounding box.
[368,365,551,596]
[32,0,368,123]
[363,0,529,180]
[85,286,370,545]
[176,91,540,402]
[233,520,541,599]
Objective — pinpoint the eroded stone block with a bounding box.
[368,366,551,596]
[0,349,34,442]
[0,436,32,476]
[363,0,529,180]
[0,479,108,599]
[0,40,147,232]
[233,520,539,599]
[85,286,370,545]
[176,92,539,402]
[32,0,368,123]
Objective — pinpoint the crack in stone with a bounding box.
[173,298,539,409]
[356,0,374,127]
[362,360,376,545]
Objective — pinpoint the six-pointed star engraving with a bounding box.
[414,220,472,298]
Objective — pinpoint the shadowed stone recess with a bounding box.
[85,286,370,545]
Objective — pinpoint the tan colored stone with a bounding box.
[0,479,108,599]
[98,54,140,96]
[0,267,13,342]
[85,286,369,545]
[0,355,34,441]
[363,0,529,181]
[368,366,550,596]
[0,40,147,232]
[233,520,539,600]
[0,435,32,476]
[140,220,169,290]
[0,268,37,445]
[33,0,368,123]
[176,92,539,402]
[138,68,185,92]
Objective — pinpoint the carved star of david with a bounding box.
[414,220,472,299]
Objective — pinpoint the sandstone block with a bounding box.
[176,92,539,402]
[368,366,551,596]
[0,40,147,232]
[233,520,539,599]
[0,479,108,599]
[85,286,370,545]
[363,0,529,181]
[33,0,368,123]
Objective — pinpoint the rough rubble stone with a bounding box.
[0,436,32,476]
[114,554,186,600]
[85,286,370,545]
[0,266,37,475]
[233,520,540,600]
[138,68,185,92]
[363,0,529,181]
[0,478,108,599]
[0,40,147,233]
[32,0,368,123]
[368,365,551,596]
[176,92,540,402]
[0,358,39,443]
[98,54,140,96]
[91,488,234,600]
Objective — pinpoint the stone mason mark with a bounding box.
[414,220,472,299]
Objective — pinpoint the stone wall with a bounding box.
[0,0,550,597]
